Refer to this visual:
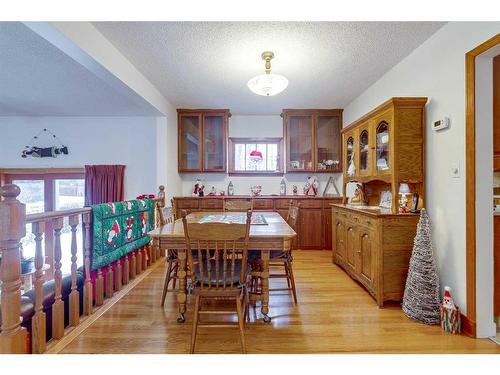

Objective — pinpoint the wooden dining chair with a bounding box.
[249,200,299,304]
[160,199,179,307]
[223,198,253,212]
[182,209,252,354]
[269,201,299,303]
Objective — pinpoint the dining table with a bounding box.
[147,211,297,323]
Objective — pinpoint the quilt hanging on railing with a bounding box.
[91,199,154,270]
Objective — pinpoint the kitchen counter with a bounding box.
[178,195,342,199]
[330,203,420,217]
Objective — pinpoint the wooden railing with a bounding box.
[0,184,167,353]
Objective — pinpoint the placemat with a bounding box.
[198,213,268,225]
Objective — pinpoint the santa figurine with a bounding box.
[303,176,319,196]
[442,286,456,310]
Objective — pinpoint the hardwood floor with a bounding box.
[60,251,500,354]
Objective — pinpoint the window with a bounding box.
[228,137,284,175]
[2,169,85,274]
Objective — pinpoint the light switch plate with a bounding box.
[451,163,460,178]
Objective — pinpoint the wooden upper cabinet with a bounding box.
[283,109,343,173]
[178,109,230,173]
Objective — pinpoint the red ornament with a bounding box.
[249,150,263,163]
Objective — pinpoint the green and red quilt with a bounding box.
[91,199,154,270]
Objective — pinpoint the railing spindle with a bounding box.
[0,184,27,354]
[105,264,113,298]
[95,268,104,306]
[68,215,80,327]
[130,251,137,279]
[31,221,46,353]
[51,217,65,339]
[123,254,130,285]
[82,212,93,315]
[115,260,122,292]
[136,249,142,274]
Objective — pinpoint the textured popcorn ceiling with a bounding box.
[0,22,162,116]
[93,22,445,114]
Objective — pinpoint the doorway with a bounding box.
[465,33,500,339]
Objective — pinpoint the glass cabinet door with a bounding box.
[345,135,355,177]
[375,121,390,173]
[358,128,370,174]
[179,114,202,171]
[287,115,314,171]
[316,115,341,172]
[203,114,226,171]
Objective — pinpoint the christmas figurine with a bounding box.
[292,185,298,196]
[192,179,201,196]
[440,286,461,334]
[303,176,319,196]
[442,286,456,309]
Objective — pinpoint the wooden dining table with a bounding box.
[147,211,297,323]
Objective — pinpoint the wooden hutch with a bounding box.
[331,97,427,307]
[282,109,343,173]
[177,109,231,173]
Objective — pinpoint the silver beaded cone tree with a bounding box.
[402,208,441,324]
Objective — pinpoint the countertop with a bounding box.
[174,195,343,200]
[331,203,420,217]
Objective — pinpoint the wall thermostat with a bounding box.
[433,117,450,131]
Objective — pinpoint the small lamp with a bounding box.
[398,183,411,213]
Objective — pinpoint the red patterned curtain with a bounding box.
[84,165,125,206]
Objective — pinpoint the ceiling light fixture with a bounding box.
[248,51,288,97]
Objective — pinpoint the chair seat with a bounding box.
[194,258,245,287]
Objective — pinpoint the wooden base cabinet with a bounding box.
[332,204,419,307]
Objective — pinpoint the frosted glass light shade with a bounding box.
[247,73,288,96]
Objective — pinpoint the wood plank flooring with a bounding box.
[60,251,500,354]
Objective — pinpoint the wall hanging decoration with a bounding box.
[21,128,69,158]
[402,209,441,324]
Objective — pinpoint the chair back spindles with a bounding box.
[68,215,80,327]
[182,210,251,291]
[31,221,46,353]
[82,211,93,316]
[0,184,27,354]
[51,217,65,339]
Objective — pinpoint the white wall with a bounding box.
[180,115,343,196]
[343,22,500,337]
[0,116,159,200]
